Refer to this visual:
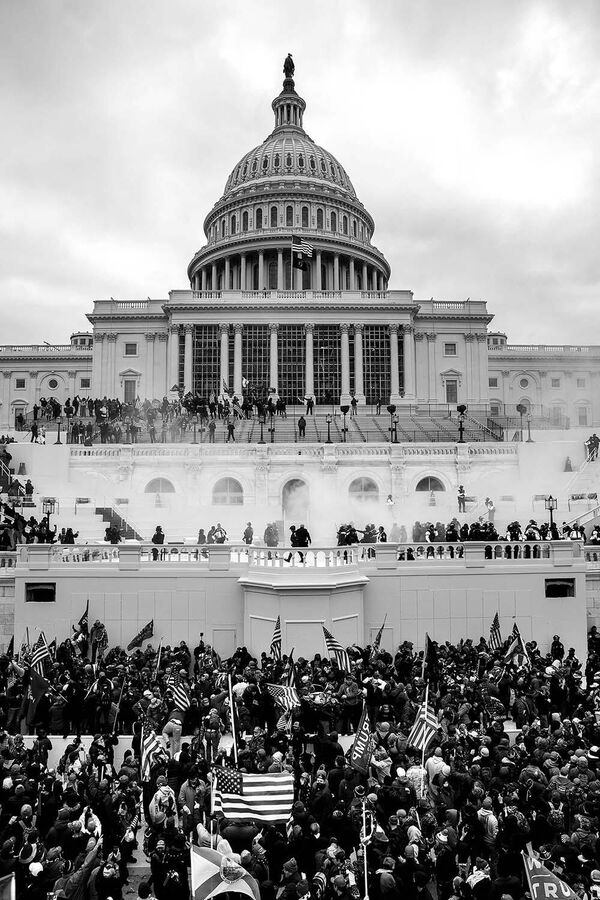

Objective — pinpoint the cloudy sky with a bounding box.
[1,0,599,344]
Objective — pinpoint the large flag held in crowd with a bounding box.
[173,681,191,711]
[350,703,373,774]
[504,623,530,668]
[489,612,502,651]
[283,648,298,687]
[211,768,294,824]
[190,846,260,900]
[407,691,439,752]
[370,615,387,660]
[141,725,163,780]
[78,599,89,635]
[421,632,439,680]
[127,619,154,652]
[270,616,282,661]
[265,683,300,712]
[521,852,580,900]
[31,632,50,674]
[322,626,350,673]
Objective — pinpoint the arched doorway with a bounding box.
[415,476,445,493]
[282,478,309,522]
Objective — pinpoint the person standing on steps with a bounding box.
[298,415,306,438]
[151,525,165,561]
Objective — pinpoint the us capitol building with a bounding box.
[1,60,599,429]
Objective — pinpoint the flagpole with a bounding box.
[227,673,238,767]
[112,678,126,735]
[362,799,370,900]
[154,639,163,679]
[420,683,429,798]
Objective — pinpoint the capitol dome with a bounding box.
[187,62,390,293]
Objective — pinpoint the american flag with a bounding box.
[504,623,530,669]
[322,626,350,673]
[173,682,190,711]
[270,616,282,661]
[370,615,387,660]
[489,612,502,651]
[291,235,313,257]
[265,683,300,712]
[406,695,439,752]
[31,633,50,674]
[212,768,294,823]
[283,648,298,687]
[141,726,164,781]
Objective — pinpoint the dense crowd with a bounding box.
[0,621,600,899]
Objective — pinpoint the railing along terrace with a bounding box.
[8,540,583,570]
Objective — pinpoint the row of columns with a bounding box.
[190,251,386,293]
[176,322,413,402]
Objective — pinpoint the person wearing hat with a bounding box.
[277,857,304,899]
[149,776,178,829]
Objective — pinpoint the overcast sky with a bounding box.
[1,0,599,344]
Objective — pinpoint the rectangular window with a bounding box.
[363,325,393,405]
[490,404,500,416]
[488,377,498,388]
[545,578,575,598]
[15,378,26,389]
[123,380,137,404]
[577,378,586,388]
[124,343,138,356]
[578,407,589,427]
[551,378,560,388]
[445,380,458,404]
[193,325,220,396]
[80,378,91,389]
[25,583,56,602]
[444,342,457,356]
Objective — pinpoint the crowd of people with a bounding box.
[0,620,600,899]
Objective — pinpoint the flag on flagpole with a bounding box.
[504,623,530,668]
[350,703,373,774]
[141,725,164,781]
[127,620,154,652]
[270,616,282,661]
[6,636,14,658]
[31,633,50,674]
[265,683,300,712]
[211,769,294,823]
[291,235,313,271]
[521,852,579,900]
[222,378,230,395]
[489,612,502,651]
[78,599,89,635]
[154,640,163,679]
[227,674,239,766]
[421,632,439,680]
[406,692,439,752]
[322,626,350,673]
[370,615,387,660]
[283,648,298,688]
[190,846,260,900]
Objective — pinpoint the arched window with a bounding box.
[349,477,379,502]
[213,478,244,505]
[145,478,176,494]
[331,211,337,231]
[310,156,316,171]
[251,158,257,173]
[242,211,248,232]
[221,219,226,238]
[353,220,357,237]
[256,208,263,229]
[342,215,348,235]
[268,261,278,290]
[274,153,280,169]
[320,159,326,174]
[242,162,248,177]
[270,206,278,228]
[230,215,236,235]
[286,153,293,168]
[286,205,294,227]
[301,206,309,228]
[415,477,445,492]
[298,154,304,169]
[262,157,268,170]
[316,208,324,230]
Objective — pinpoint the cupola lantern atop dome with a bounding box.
[271,54,306,133]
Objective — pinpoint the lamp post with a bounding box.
[545,495,557,532]
[42,497,56,533]
[325,413,332,444]
[516,403,527,442]
[340,404,349,443]
[387,404,396,443]
[191,415,198,444]
[54,416,63,445]
[456,404,467,443]
[526,414,534,443]
[268,413,275,444]
[258,413,266,444]
[392,414,399,444]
